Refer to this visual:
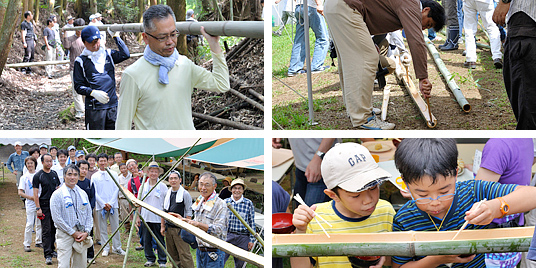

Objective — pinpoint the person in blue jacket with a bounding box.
[74,25,129,130]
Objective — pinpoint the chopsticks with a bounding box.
[451,198,487,240]
[294,194,332,238]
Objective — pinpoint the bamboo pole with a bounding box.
[123,186,265,267]
[226,203,264,247]
[423,33,471,113]
[229,88,264,111]
[381,85,390,121]
[5,53,143,68]
[61,21,264,39]
[395,57,437,128]
[272,227,535,258]
[192,112,263,130]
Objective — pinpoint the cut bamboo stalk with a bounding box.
[229,88,264,111]
[381,85,390,121]
[395,57,437,128]
[192,112,262,130]
[272,227,535,258]
[5,53,143,68]
[423,33,471,113]
[123,187,264,267]
[61,21,264,39]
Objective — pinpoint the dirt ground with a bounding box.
[0,170,251,268]
[272,34,516,130]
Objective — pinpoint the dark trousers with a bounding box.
[87,229,95,259]
[442,0,459,28]
[22,38,35,73]
[294,168,330,207]
[504,12,536,130]
[40,204,56,259]
[85,106,116,130]
[224,232,250,268]
[143,222,166,264]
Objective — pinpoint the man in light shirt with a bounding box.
[116,5,230,130]
[91,153,125,257]
[51,149,68,184]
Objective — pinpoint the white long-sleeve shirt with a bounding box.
[91,170,119,210]
[116,52,230,130]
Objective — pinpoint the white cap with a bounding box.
[89,14,96,21]
[14,141,22,147]
[95,13,102,18]
[321,143,392,192]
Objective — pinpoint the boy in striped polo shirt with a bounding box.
[292,142,395,268]
[392,138,536,268]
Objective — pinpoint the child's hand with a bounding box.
[292,204,317,233]
[465,200,499,225]
[438,254,476,263]
[370,256,386,268]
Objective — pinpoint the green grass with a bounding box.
[10,255,32,267]
[272,98,337,130]
[272,26,324,78]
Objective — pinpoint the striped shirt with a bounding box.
[392,180,518,267]
[225,196,256,243]
[508,0,536,23]
[307,199,395,267]
[50,186,93,235]
[192,192,228,247]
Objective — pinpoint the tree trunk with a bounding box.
[57,0,63,20]
[22,0,28,18]
[200,0,212,15]
[75,0,82,17]
[149,0,156,6]
[106,0,114,18]
[0,0,22,77]
[49,0,55,12]
[137,0,144,44]
[89,0,97,15]
[168,0,187,55]
[34,0,39,21]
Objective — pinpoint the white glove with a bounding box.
[107,27,120,38]
[90,90,110,104]
[401,52,411,66]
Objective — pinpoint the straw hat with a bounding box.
[143,161,164,175]
[223,177,233,185]
[230,178,246,190]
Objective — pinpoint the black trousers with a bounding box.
[85,106,117,130]
[143,222,166,264]
[504,12,536,129]
[22,38,35,73]
[87,229,95,259]
[40,204,56,259]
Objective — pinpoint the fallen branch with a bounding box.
[247,89,264,102]
[192,112,262,130]
[194,101,249,128]
[229,88,264,111]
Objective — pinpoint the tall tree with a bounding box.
[168,0,186,55]
[75,0,82,17]
[34,0,39,21]
[89,0,97,14]
[0,0,22,77]
[49,0,55,12]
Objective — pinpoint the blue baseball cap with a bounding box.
[67,145,76,151]
[81,26,101,43]
[75,150,85,157]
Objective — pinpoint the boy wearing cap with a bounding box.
[224,179,256,268]
[291,142,395,268]
[74,25,129,130]
[75,150,85,163]
[40,144,48,156]
[391,139,536,268]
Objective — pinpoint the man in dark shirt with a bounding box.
[20,11,36,75]
[43,18,56,79]
[32,154,60,265]
[76,160,96,263]
[74,25,130,130]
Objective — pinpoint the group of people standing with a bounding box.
[8,142,258,268]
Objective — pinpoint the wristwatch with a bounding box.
[315,150,325,160]
[497,197,509,217]
[36,207,41,211]
[501,0,511,4]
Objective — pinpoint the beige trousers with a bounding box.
[45,47,56,77]
[93,208,100,241]
[56,229,87,268]
[70,71,85,113]
[166,228,194,268]
[118,198,130,227]
[324,0,378,126]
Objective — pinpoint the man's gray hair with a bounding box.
[200,172,217,186]
[143,5,176,33]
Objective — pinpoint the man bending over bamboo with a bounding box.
[116,5,230,130]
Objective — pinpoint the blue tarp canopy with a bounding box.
[186,138,264,171]
[84,138,219,158]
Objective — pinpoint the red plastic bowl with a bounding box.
[272,213,295,234]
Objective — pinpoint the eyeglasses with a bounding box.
[412,192,455,204]
[145,30,179,42]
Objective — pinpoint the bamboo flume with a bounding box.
[61,21,264,39]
